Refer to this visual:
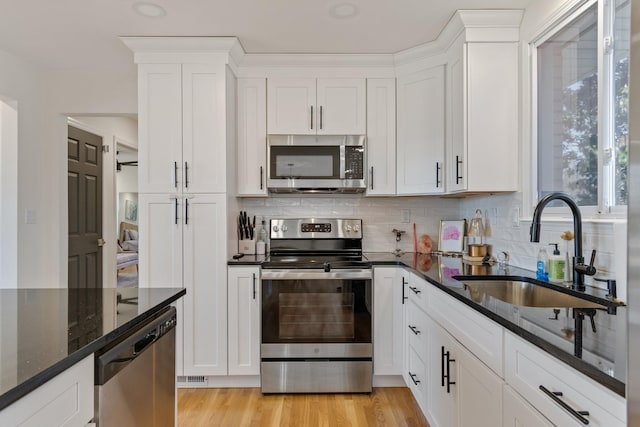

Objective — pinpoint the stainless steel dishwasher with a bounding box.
[95,306,177,427]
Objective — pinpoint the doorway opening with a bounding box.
[67,115,138,288]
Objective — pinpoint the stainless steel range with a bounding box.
[260,218,372,393]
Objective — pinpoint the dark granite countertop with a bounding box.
[227,254,267,265]
[0,287,185,411]
[365,252,626,397]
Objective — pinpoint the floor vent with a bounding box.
[177,375,208,387]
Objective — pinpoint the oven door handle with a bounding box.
[261,269,372,280]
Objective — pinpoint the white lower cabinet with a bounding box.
[401,272,502,427]
[0,355,93,427]
[373,267,404,376]
[503,384,553,427]
[228,266,261,375]
[505,332,626,427]
[427,316,502,427]
[139,193,228,377]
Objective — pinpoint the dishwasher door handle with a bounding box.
[134,332,158,355]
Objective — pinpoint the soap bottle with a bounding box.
[256,219,267,255]
[536,247,549,281]
[548,243,566,283]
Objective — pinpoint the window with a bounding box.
[535,0,629,213]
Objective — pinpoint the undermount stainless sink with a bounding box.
[461,279,607,309]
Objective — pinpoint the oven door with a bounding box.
[261,269,372,358]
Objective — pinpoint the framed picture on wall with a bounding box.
[438,219,466,253]
[125,199,138,222]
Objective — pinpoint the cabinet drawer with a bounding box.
[505,332,625,427]
[0,355,94,427]
[406,272,428,307]
[427,285,503,376]
[407,300,429,355]
[406,344,428,413]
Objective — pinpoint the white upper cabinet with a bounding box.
[138,64,183,194]
[366,78,396,196]
[267,78,366,135]
[446,34,519,194]
[397,66,445,195]
[138,63,226,194]
[237,78,267,196]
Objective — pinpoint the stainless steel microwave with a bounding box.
[267,135,366,193]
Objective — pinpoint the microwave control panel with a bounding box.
[345,146,364,180]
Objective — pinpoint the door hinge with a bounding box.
[102,145,110,153]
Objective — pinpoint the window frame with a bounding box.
[529,0,628,220]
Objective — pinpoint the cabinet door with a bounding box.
[182,64,226,193]
[316,78,366,135]
[0,355,93,427]
[182,194,228,376]
[138,64,183,193]
[237,78,267,196]
[228,266,261,376]
[373,267,403,375]
[503,385,553,427]
[456,339,503,427]
[446,35,466,192]
[138,193,183,288]
[267,78,316,134]
[366,79,396,196]
[397,66,445,195]
[428,321,457,427]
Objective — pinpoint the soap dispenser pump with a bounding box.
[536,247,549,281]
[548,243,566,283]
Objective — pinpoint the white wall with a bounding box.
[0,100,18,288]
[0,47,137,287]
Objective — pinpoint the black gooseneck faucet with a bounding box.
[530,192,597,291]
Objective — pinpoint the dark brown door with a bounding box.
[68,125,103,289]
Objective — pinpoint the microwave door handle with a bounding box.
[340,145,346,179]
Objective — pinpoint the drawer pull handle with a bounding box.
[409,286,421,295]
[408,325,421,335]
[402,277,408,304]
[539,385,590,425]
[442,346,456,393]
[408,372,421,386]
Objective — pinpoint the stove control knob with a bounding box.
[272,225,279,232]
[345,225,352,232]
[281,225,288,232]
[354,224,361,232]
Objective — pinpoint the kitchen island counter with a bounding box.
[0,287,185,411]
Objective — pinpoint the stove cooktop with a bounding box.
[262,254,370,269]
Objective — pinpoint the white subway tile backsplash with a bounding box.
[239,191,626,299]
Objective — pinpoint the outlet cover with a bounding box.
[401,209,411,223]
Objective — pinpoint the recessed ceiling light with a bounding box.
[329,2,359,19]
[132,2,166,18]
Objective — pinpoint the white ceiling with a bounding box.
[0,0,531,75]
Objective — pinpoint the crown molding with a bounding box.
[120,9,524,71]
[238,53,395,69]
[120,36,245,67]
[394,9,523,67]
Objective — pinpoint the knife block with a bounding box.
[239,239,256,255]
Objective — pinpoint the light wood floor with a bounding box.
[178,387,430,427]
